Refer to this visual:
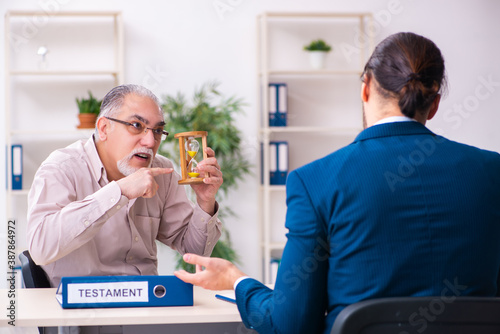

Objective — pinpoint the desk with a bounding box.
[1,287,254,333]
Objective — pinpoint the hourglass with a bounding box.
[174,131,209,185]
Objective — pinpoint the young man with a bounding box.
[174,32,500,334]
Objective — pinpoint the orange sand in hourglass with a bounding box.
[187,150,200,178]
[174,131,208,185]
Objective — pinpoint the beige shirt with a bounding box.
[27,136,222,287]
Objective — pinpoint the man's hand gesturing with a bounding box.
[117,168,173,199]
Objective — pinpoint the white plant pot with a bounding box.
[308,51,328,69]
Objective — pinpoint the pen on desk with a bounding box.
[215,293,236,304]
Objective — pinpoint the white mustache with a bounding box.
[127,147,154,161]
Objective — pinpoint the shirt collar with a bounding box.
[354,120,435,143]
[373,115,416,126]
[84,135,108,186]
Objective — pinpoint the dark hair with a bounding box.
[362,32,447,118]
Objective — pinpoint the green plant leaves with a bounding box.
[161,81,252,196]
[160,81,253,272]
[76,91,102,114]
[303,39,332,52]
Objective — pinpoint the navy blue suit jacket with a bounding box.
[236,121,500,334]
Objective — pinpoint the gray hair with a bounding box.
[95,84,163,139]
[98,84,162,119]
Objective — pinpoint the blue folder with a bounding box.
[11,145,23,190]
[268,83,287,127]
[269,141,288,185]
[56,275,193,309]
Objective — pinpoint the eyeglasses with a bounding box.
[105,117,169,142]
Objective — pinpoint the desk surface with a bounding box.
[1,287,241,327]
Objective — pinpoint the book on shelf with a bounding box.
[268,83,287,127]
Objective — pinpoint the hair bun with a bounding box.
[406,73,421,83]
[361,32,446,118]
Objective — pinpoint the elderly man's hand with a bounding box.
[117,167,173,199]
[191,147,223,215]
[174,253,246,291]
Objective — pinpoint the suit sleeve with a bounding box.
[235,170,329,333]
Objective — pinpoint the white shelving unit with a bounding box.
[257,12,374,283]
[4,11,124,254]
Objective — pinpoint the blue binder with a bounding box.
[269,142,278,184]
[268,83,287,127]
[269,141,288,185]
[268,84,278,126]
[56,275,193,309]
[11,145,22,190]
[277,141,289,185]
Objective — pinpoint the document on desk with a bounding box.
[56,275,193,309]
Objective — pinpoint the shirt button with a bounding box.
[128,256,133,261]
[84,220,90,226]
[201,218,205,222]
[135,236,139,242]
[207,241,211,245]
[116,205,121,210]
[110,198,116,203]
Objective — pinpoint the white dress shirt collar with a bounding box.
[373,116,416,126]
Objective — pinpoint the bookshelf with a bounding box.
[4,11,124,255]
[257,12,374,283]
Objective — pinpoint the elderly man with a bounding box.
[27,84,223,287]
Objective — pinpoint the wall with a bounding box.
[1,0,499,288]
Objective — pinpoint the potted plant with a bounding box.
[303,39,332,69]
[160,81,252,272]
[76,91,102,128]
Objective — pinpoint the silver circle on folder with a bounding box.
[153,285,166,298]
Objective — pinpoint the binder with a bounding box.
[277,141,289,185]
[268,83,287,127]
[268,84,277,126]
[262,141,289,185]
[11,145,22,190]
[270,258,281,285]
[56,275,193,309]
[269,141,288,185]
[269,142,278,185]
[277,84,288,126]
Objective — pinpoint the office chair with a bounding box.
[331,296,500,334]
[19,250,52,334]
[19,250,51,289]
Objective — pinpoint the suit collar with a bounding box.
[353,121,435,143]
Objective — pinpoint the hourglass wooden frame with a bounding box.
[174,131,209,185]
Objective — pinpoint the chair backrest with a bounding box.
[331,296,500,334]
[18,250,51,288]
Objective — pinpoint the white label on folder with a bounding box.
[278,143,288,171]
[67,281,149,304]
[269,84,277,113]
[269,143,277,172]
[278,85,287,112]
[13,146,22,175]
